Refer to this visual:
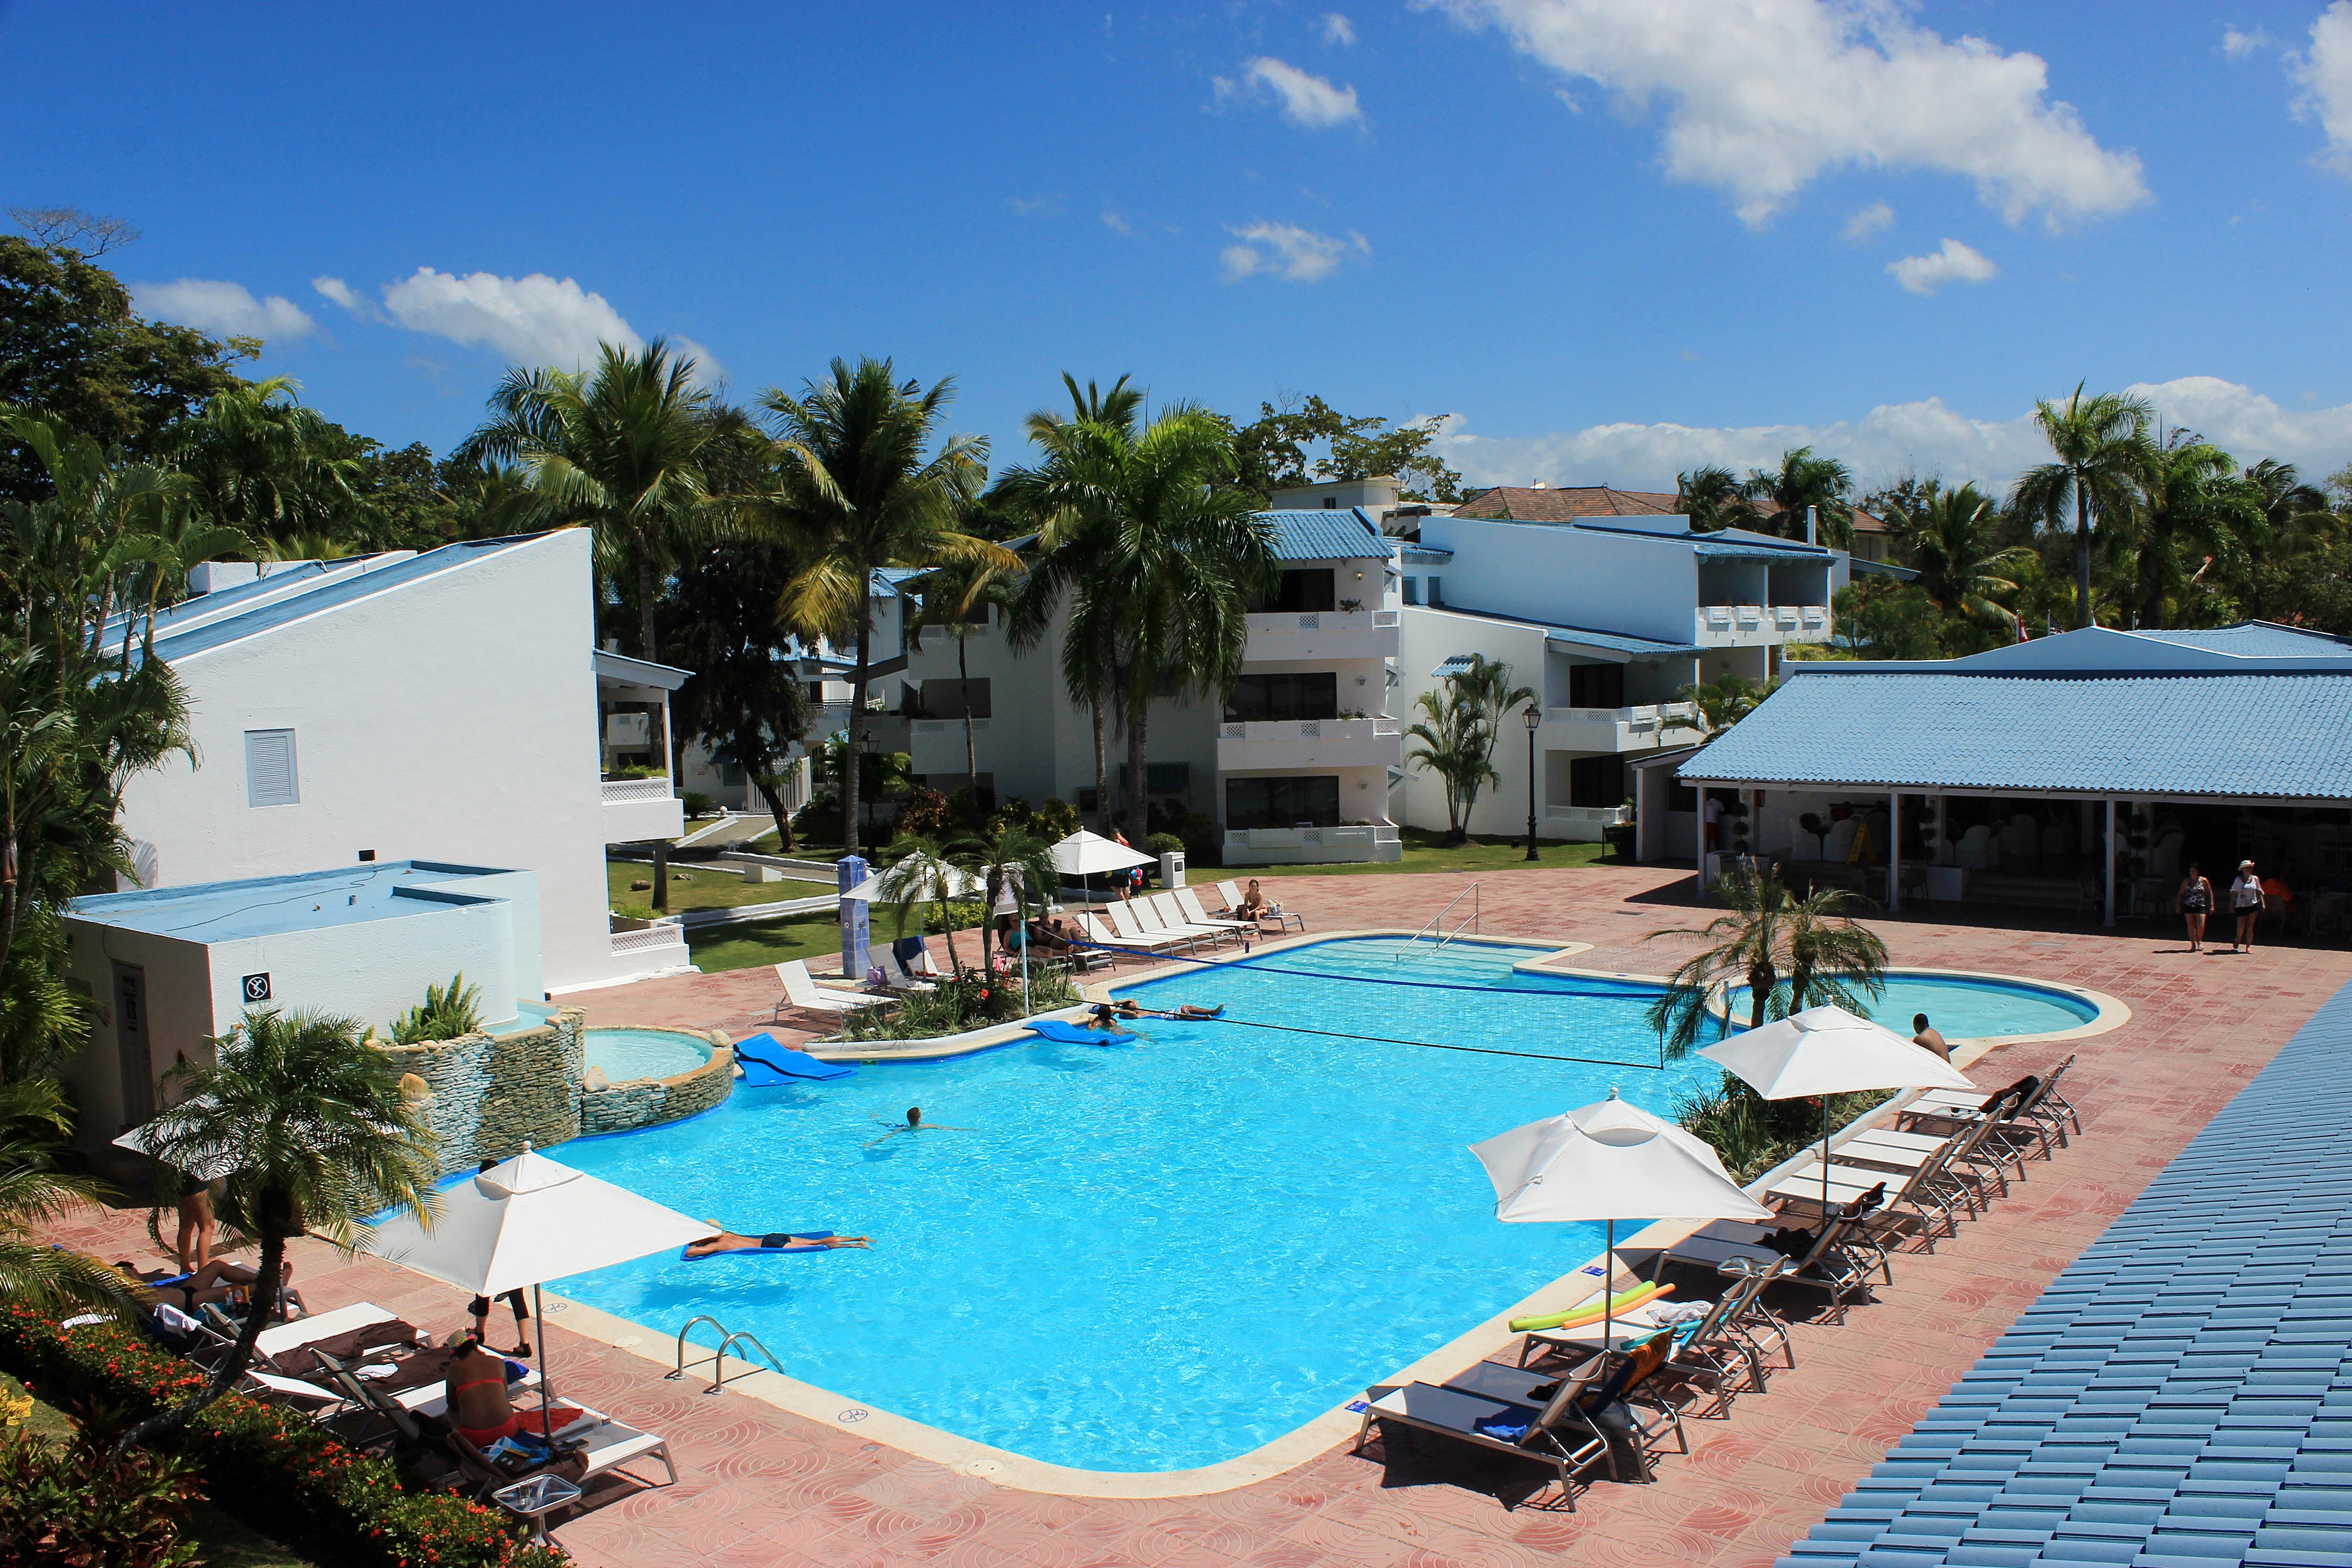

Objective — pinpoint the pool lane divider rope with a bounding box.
[1066,937,1671,1070]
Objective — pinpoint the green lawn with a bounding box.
[685,911,845,975]
[3,1372,316,1567]
[608,858,834,918]
[1238,828,1622,879]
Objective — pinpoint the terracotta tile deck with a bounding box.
[52,866,2352,1566]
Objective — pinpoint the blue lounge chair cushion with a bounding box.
[735,1033,855,1084]
[1028,1019,1134,1045]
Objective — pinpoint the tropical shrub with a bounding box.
[681,790,717,819]
[390,971,483,1044]
[1142,833,1184,861]
[835,969,1080,1043]
[1034,796,1081,841]
[0,1397,203,1568]
[0,1306,564,1567]
[896,787,954,839]
[1177,811,1222,868]
[1673,1074,1894,1183]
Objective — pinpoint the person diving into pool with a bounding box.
[684,1226,872,1258]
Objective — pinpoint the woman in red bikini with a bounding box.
[444,1333,587,1450]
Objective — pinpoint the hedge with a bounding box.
[0,1303,568,1568]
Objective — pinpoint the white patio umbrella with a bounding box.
[1470,1091,1772,1350]
[364,1144,708,1439]
[838,865,985,902]
[1700,1003,1976,1215]
[1048,829,1153,907]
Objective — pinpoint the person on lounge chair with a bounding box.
[683,1228,872,1258]
[116,1256,291,1313]
[444,1332,587,1451]
[1026,916,1083,954]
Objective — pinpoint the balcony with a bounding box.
[1544,803,1632,842]
[601,775,685,844]
[1694,604,1831,647]
[1223,821,1403,867]
[609,913,689,968]
[1541,701,1703,752]
[1243,608,1401,664]
[909,715,990,769]
[1216,715,1404,772]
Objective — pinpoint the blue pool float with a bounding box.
[680,1231,838,1261]
[1027,1019,1134,1046]
[734,1033,855,1084]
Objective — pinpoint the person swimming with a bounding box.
[683,1228,872,1259]
[862,1106,968,1147]
[1088,1000,1221,1028]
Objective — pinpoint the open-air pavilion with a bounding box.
[1671,622,2352,931]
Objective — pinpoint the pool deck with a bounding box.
[53,865,2352,1567]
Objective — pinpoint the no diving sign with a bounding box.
[241,973,271,1003]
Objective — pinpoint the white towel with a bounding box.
[1653,1299,1714,1326]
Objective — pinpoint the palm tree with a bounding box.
[1740,447,1854,548]
[1001,374,1147,831]
[1405,656,1534,845]
[1673,673,1768,735]
[161,377,365,547]
[2008,384,2155,630]
[1675,465,1752,533]
[118,1006,438,1449]
[2243,458,2338,557]
[951,817,1058,973]
[1892,483,2028,636]
[1643,867,1890,1058]
[1001,402,1273,842]
[908,549,1023,791]
[759,358,1005,857]
[2127,433,2254,628]
[873,834,970,977]
[0,1080,139,1317]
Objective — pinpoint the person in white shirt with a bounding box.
[2230,859,2266,953]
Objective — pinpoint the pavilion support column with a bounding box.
[1887,791,1902,914]
[2103,797,2118,928]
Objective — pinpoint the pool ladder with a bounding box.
[1395,881,1480,962]
[668,1314,786,1395]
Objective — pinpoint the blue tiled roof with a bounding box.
[1259,508,1392,562]
[1779,976,2352,1568]
[1681,671,2352,799]
[2134,622,2352,660]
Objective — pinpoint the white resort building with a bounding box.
[103,528,693,995]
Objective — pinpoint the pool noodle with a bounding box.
[1508,1282,1672,1334]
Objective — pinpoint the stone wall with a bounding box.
[579,1035,735,1137]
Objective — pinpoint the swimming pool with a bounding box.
[582,1028,711,1082]
[1725,972,2099,1040]
[544,937,1725,1473]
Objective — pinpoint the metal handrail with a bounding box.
[667,1314,786,1394]
[1395,881,1480,961]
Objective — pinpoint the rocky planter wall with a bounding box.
[377,1009,587,1173]
[578,1034,736,1137]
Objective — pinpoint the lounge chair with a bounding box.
[240,1368,360,1424]
[1173,887,1256,938]
[1140,892,1239,947]
[1354,1353,1614,1507]
[1900,1078,2057,1182]
[773,959,886,1021]
[876,950,936,992]
[1101,902,1204,955]
[1214,880,1305,933]
[1768,1147,1961,1254]
[1663,1192,1884,1326]
[1478,1333,1686,1483]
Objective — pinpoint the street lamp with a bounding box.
[1523,703,1542,862]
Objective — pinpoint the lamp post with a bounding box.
[1523,703,1542,862]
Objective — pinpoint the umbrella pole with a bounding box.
[534,1282,552,1443]
[1602,1219,1615,1352]
[1821,1098,1832,1216]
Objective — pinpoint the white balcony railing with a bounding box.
[1697,604,1830,644]
[601,776,674,804]
[610,914,686,956]
[1243,608,1402,662]
[1217,716,1403,741]
[912,718,990,735]
[1539,701,1701,751]
[1545,804,1632,827]
[1222,822,1402,856]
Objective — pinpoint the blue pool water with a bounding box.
[545,937,1724,1472]
[1727,973,2098,1039]
[490,1001,556,1034]
[583,1028,711,1081]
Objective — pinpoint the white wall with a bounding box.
[115,530,644,991]
[1420,514,1700,644]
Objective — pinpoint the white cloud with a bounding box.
[2293,2,2352,175]
[1431,376,2352,495]
[1102,208,1133,235]
[380,267,639,370]
[132,279,316,341]
[1424,0,2147,227]
[2222,25,2275,62]
[1323,12,1356,46]
[1842,201,1895,242]
[1219,221,1369,282]
[1886,238,1998,295]
[1212,56,1364,128]
[311,276,379,321]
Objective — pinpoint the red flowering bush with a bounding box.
[0,1303,567,1568]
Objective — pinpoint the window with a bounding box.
[1565,662,1625,708]
[1568,754,1626,808]
[1402,577,1420,606]
[1117,762,1192,793]
[1225,775,1341,830]
[920,678,991,719]
[245,729,299,807]
[1426,576,1444,606]
[1250,568,1337,614]
[1224,672,1338,723]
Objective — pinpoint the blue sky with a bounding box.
[6,1,2352,490]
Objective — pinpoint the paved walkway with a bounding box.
[58,867,2352,1568]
